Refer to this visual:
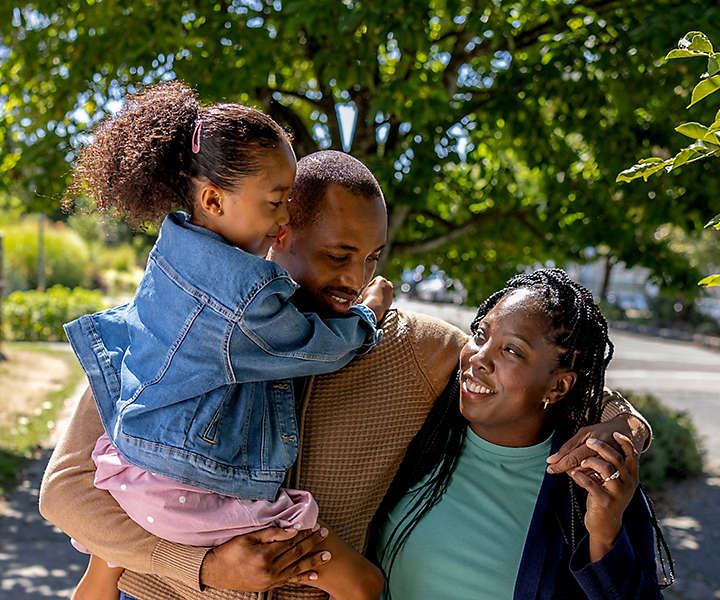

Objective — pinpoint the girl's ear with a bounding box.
[198,183,224,217]
[547,370,577,406]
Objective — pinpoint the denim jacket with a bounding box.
[64,212,381,500]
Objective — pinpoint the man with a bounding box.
[40,151,648,600]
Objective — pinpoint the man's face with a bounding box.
[269,183,387,315]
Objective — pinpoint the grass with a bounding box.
[0,341,84,498]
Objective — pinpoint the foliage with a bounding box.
[2,285,105,341]
[626,392,704,491]
[616,31,720,287]
[1,218,92,293]
[2,2,719,299]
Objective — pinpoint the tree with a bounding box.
[2,0,718,300]
[617,31,720,288]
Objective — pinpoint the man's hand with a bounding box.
[545,415,642,475]
[199,526,331,591]
[359,276,394,323]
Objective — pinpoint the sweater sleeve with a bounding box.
[399,311,469,397]
[569,492,662,599]
[38,386,209,591]
[600,388,652,452]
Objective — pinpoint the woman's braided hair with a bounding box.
[372,268,673,594]
[64,81,291,227]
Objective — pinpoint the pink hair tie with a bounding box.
[191,120,203,154]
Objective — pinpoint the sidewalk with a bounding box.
[0,383,87,599]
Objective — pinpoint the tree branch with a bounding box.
[393,209,539,254]
[270,87,324,107]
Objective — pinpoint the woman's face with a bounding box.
[459,288,574,447]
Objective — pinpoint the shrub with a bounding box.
[1,219,92,294]
[626,392,704,491]
[2,285,105,341]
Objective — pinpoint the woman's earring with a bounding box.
[542,398,550,411]
[217,207,223,216]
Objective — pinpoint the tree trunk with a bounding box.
[37,213,45,291]
[0,232,6,360]
[376,204,411,276]
[600,255,615,302]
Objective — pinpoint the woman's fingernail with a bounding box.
[580,459,587,467]
[309,573,318,581]
[321,551,332,561]
[320,527,329,537]
[587,438,600,446]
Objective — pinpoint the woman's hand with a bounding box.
[568,432,640,562]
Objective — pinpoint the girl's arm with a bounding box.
[229,277,392,383]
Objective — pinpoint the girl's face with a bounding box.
[205,141,297,256]
[459,288,576,447]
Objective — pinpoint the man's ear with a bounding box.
[547,370,577,406]
[274,225,292,248]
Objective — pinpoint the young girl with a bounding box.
[62,81,390,600]
[374,268,673,599]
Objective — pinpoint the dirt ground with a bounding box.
[0,346,73,430]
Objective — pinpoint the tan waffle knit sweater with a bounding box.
[39,309,646,600]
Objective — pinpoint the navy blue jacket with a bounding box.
[515,433,663,599]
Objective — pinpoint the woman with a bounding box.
[374,269,672,599]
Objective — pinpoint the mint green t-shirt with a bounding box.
[377,428,552,600]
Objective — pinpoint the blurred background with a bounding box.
[0,1,718,598]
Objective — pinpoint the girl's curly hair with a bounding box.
[64,81,291,226]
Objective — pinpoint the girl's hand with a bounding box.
[359,277,394,324]
[568,432,640,562]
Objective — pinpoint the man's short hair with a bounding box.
[288,150,385,230]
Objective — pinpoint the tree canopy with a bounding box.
[2,0,719,300]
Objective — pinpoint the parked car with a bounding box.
[401,267,467,305]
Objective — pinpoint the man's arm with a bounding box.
[39,386,210,590]
[545,388,652,475]
[40,386,330,592]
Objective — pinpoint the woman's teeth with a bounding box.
[330,295,350,304]
[465,381,495,395]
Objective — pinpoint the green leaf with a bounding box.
[708,109,720,133]
[616,158,672,183]
[706,213,720,229]
[698,274,720,287]
[669,141,717,169]
[665,49,708,60]
[679,31,714,54]
[709,53,720,76]
[675,122,709,139]
[688,73,720,107]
